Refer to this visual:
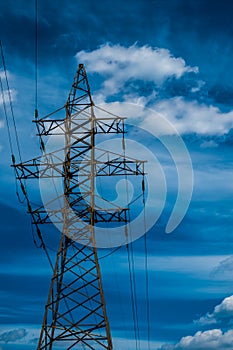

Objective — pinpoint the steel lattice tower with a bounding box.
[14,64,145,349]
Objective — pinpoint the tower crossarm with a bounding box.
[30,206,128,226]
[13,154,145,180]
[33,116,126,136]
[95,157,145,176]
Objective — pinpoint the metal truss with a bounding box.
[13,64,145,349]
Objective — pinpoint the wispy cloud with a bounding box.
[0,326,40,347]
[211,255,233,278]
[0,328,27,343]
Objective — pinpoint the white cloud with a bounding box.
[97,89,233,138]
[0,70,6,80]
[200,140,218,149]
[127,255,227,276]
[76,43,198,96]
[0,328,27,343]
[211,256,233,278]
[191,80,206,93]
[0,70,15,106]
[152,97,233,135]
[76,45,233,136]
[0,326,40,346]
[195,295,233,326]
[0,89,17,106]
[113,336,163,349]
[160,294,233,349]
[159,329,233,350]
[0,76,15,156]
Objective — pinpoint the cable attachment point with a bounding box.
[11,154,16,164]
[142,178,145,193]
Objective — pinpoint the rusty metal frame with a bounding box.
[13,64,145,349]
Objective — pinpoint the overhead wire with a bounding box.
[0,42,27,205]
[142,173,151,350]
[123,132,141,350]
[122,125,151,349]
[96,166,131,349]
[30,0,55,265]
[0,23,53,273]
[0,69,13,154]
[95,111,141,349]
[2,4,151,344]
[0,41,22,164]
[96,118,149,348]
[96,172,125,259]
[35,0,38,111]
[126,236,140,350]
[0,6,85,349]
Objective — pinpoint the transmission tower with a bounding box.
[13,64,145,349]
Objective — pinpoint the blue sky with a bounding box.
[0,0,233,349]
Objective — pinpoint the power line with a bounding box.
[35,0,38,110]
[0,74,13,154]
[0,40,22,163]
[128,239,141,349]
[143,175,151,350]
[124,153,141,349]
[0,45,26,204]
[126,239,140,350]
[0,43,48,251]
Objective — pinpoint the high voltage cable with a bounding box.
[143,176,151,350]
[125,239,139,350]
[0,42,26,205]
[0,42,52,260]
[124,147,141,349]
[0,41,22,163]
[0,42,54,268]
[0,74,13,154]
[35,0,38,110]
[124,158,151,349]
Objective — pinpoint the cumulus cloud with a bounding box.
[76,43,198,97]
[102,97,233,137]
[159,329,233,350]
[0,328,27,343]
[195,295,233,326]
[160,295,233,349]
[152,97,233,135]
[76,45,233,136]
